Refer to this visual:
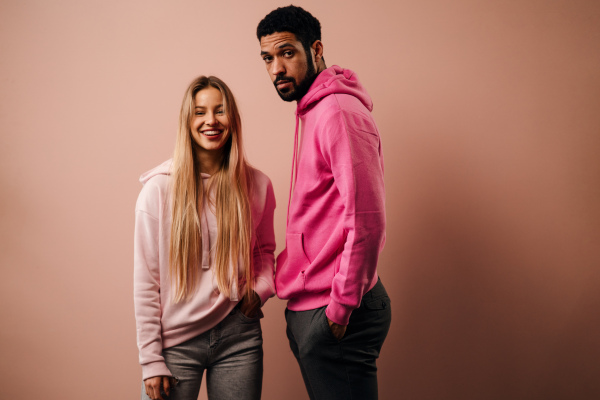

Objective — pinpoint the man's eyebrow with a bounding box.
[276,42,295,49]
[260,43,296,56]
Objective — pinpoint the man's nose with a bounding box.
[271,58,285,76]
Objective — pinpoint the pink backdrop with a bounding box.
[1,1,599,399]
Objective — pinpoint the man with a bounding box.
[257,5,391,400]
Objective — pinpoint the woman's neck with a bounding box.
[194,148,224,175]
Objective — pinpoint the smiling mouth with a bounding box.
[201,130,222,137]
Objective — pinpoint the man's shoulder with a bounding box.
[307,92,369,119]
[307,95,374,134]
[304,97,379,149]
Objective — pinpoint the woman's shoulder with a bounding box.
[139,159,173,185]
[248,166,274,213]
[249,166,272,189]
[136,160,173,212]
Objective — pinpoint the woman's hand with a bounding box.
[144,376,172,400]
[239,290,264,319]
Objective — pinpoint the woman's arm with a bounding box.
[251,176,277,306]
[134,183,173,380]
[239,290,263,318]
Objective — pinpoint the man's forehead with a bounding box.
[260,32,301,49]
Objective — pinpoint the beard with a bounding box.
[273,51,318,102]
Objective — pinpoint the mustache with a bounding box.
[274,75,296,86]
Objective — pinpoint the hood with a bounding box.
[296,65,373,115]
[139,159,212,185]
[139,159,173,184]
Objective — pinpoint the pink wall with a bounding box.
[1,1,599,399]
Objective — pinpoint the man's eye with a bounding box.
[263,56,272,63]
[283,51,293,57]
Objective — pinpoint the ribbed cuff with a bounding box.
[325,299,354,326]
[141,360,172,381]
[254,277,275,305]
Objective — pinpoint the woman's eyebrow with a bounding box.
[194,105,223,109]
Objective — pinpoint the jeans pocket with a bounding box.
[363,296,390,311]
[236,307,262,324]
[320,307,342,343]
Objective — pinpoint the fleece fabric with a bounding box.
[134,159,276,380]
[275,65,386,326]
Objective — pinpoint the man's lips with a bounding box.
[277,81,293,90]
[275,78,294,90]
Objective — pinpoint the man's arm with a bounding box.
[322,109,386,327]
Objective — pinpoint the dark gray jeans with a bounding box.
[141,307,263,400]
[285,278,391,400]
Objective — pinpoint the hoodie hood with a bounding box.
[139,159,173,184]
[139,159,211,185]
[297,65,373,115]
[285,66,374,227]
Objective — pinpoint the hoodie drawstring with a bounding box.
[287,113,300,227]
[201,201,210,270]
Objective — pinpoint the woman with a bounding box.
[134,76,275,400]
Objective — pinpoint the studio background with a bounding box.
[1,0,599,399]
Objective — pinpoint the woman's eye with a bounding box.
[195,112,204,116]
[217,110,224,115]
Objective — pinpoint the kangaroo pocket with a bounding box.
[276,229,347,298]
[303,228,346,292]
[275,233,310,298]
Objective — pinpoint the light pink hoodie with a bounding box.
[275,66,386,326]
[134,159,276,380]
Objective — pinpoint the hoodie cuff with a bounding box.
[254,277,275,305]
[141,361,172,381]
[325,299,354,326]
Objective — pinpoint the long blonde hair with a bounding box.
[169,76,253,303]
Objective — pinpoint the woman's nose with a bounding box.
[205,114,217,125]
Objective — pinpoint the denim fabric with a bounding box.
[141,307,263,400]
[285,278,391,400]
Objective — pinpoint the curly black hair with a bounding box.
[256,5,322,54]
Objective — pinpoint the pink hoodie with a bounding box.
[275,66,386,326]
[134,159,276,380]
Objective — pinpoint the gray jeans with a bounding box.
[141,307,263,400]
[285,278,391,400]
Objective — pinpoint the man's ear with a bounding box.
[311,40,324,62]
